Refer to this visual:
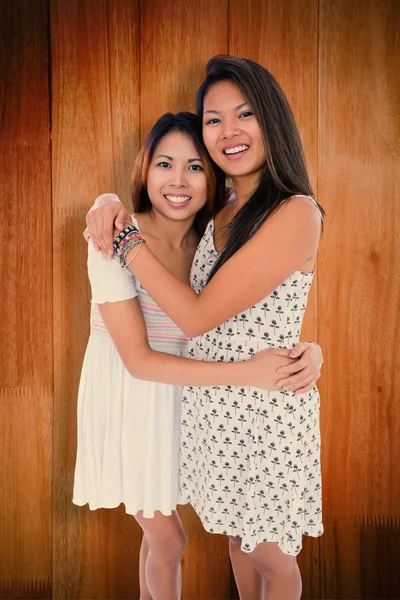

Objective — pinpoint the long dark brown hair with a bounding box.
[196,56,324,279]
[130,111,225,236]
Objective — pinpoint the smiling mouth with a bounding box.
[164,194,192,205]
[223,144,250,156]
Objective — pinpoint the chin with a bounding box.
[226,166,254,178]
[165,208,193,220]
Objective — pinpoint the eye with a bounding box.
[239,111,253,118]
[205,118,220,125]
[156,161,171,168]
[188,164,204,171]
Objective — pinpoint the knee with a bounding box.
[168,528,186,558]
[149,527,186,561]
[249,545,297,579]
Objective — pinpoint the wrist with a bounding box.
[230,359,251,386]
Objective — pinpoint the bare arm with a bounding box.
[86,234,295,388]
[99,296,295,388]
[125,197,321,338]
[85,194,323,392]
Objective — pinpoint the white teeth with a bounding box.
[224,145,249,155]
[165,195,191,204]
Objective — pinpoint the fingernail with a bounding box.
[277,382,283,389]
[108,249,113,257]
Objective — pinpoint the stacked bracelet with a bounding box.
[123,239,145,269]
[113,223,146,269]
[119,237,145,268]
[113,225,140,252]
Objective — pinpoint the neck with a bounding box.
[230,172,261,209]
[144,209,196,248]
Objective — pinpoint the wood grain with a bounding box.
[318,0,400,597]
[50,0,141,597]
[108,0,140,205]
[0,0,52,595]
[139,0,229,142]
[229,3,320,597]
[1,0,399,598]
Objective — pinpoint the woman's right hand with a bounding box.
[85,193,129,257]
[245,348,295,391]
[247,346,322,393]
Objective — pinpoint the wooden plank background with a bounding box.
[0,0,53,598]
[0,0,399,598]
[318,1,400,597]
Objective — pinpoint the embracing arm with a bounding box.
[126,197,321,338]
[87,235,293,388]
[99,297,292,388]
[85,195,323,392]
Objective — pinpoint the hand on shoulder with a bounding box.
[85,193,129,256]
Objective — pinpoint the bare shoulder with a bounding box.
[280,194,321,220]
[259,195,322,237]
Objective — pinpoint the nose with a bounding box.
[221,117,241,140]
[169,167,188,187]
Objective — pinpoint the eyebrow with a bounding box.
[155,155,202,163]
[204,102,249,115]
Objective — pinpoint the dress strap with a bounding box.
[129,213,140,229]
[288,194,316,206]
[286,195,323,219]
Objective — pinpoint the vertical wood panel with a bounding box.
[51,1,141,597]
[140,1,231,597]
[108,0,141,204]
[229,2,320,597]
[140,0,229,141]
[318,0,400,597]
[0,0,52,597]
[1,1,398,598]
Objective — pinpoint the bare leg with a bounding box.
[139,534,152,600]
[135,510,186,600]
[249,542,302,600]
[229,536,263,600]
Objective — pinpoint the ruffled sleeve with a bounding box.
[87,240,138,304]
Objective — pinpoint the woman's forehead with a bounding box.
[154,131,200,159]
[203,80,246,111]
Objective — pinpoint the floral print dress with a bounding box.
[180,218,323,556]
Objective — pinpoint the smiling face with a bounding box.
[202,80,266,182]
[146,131,208,222]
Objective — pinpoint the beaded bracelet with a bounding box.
[118,237,141,267]
[119,237,146,268]
[117,231,141,250]
[113,225,140,252]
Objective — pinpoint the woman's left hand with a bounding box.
[275,342,323,394]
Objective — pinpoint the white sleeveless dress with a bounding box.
[180,205,323,555]
[73,218,188,517]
